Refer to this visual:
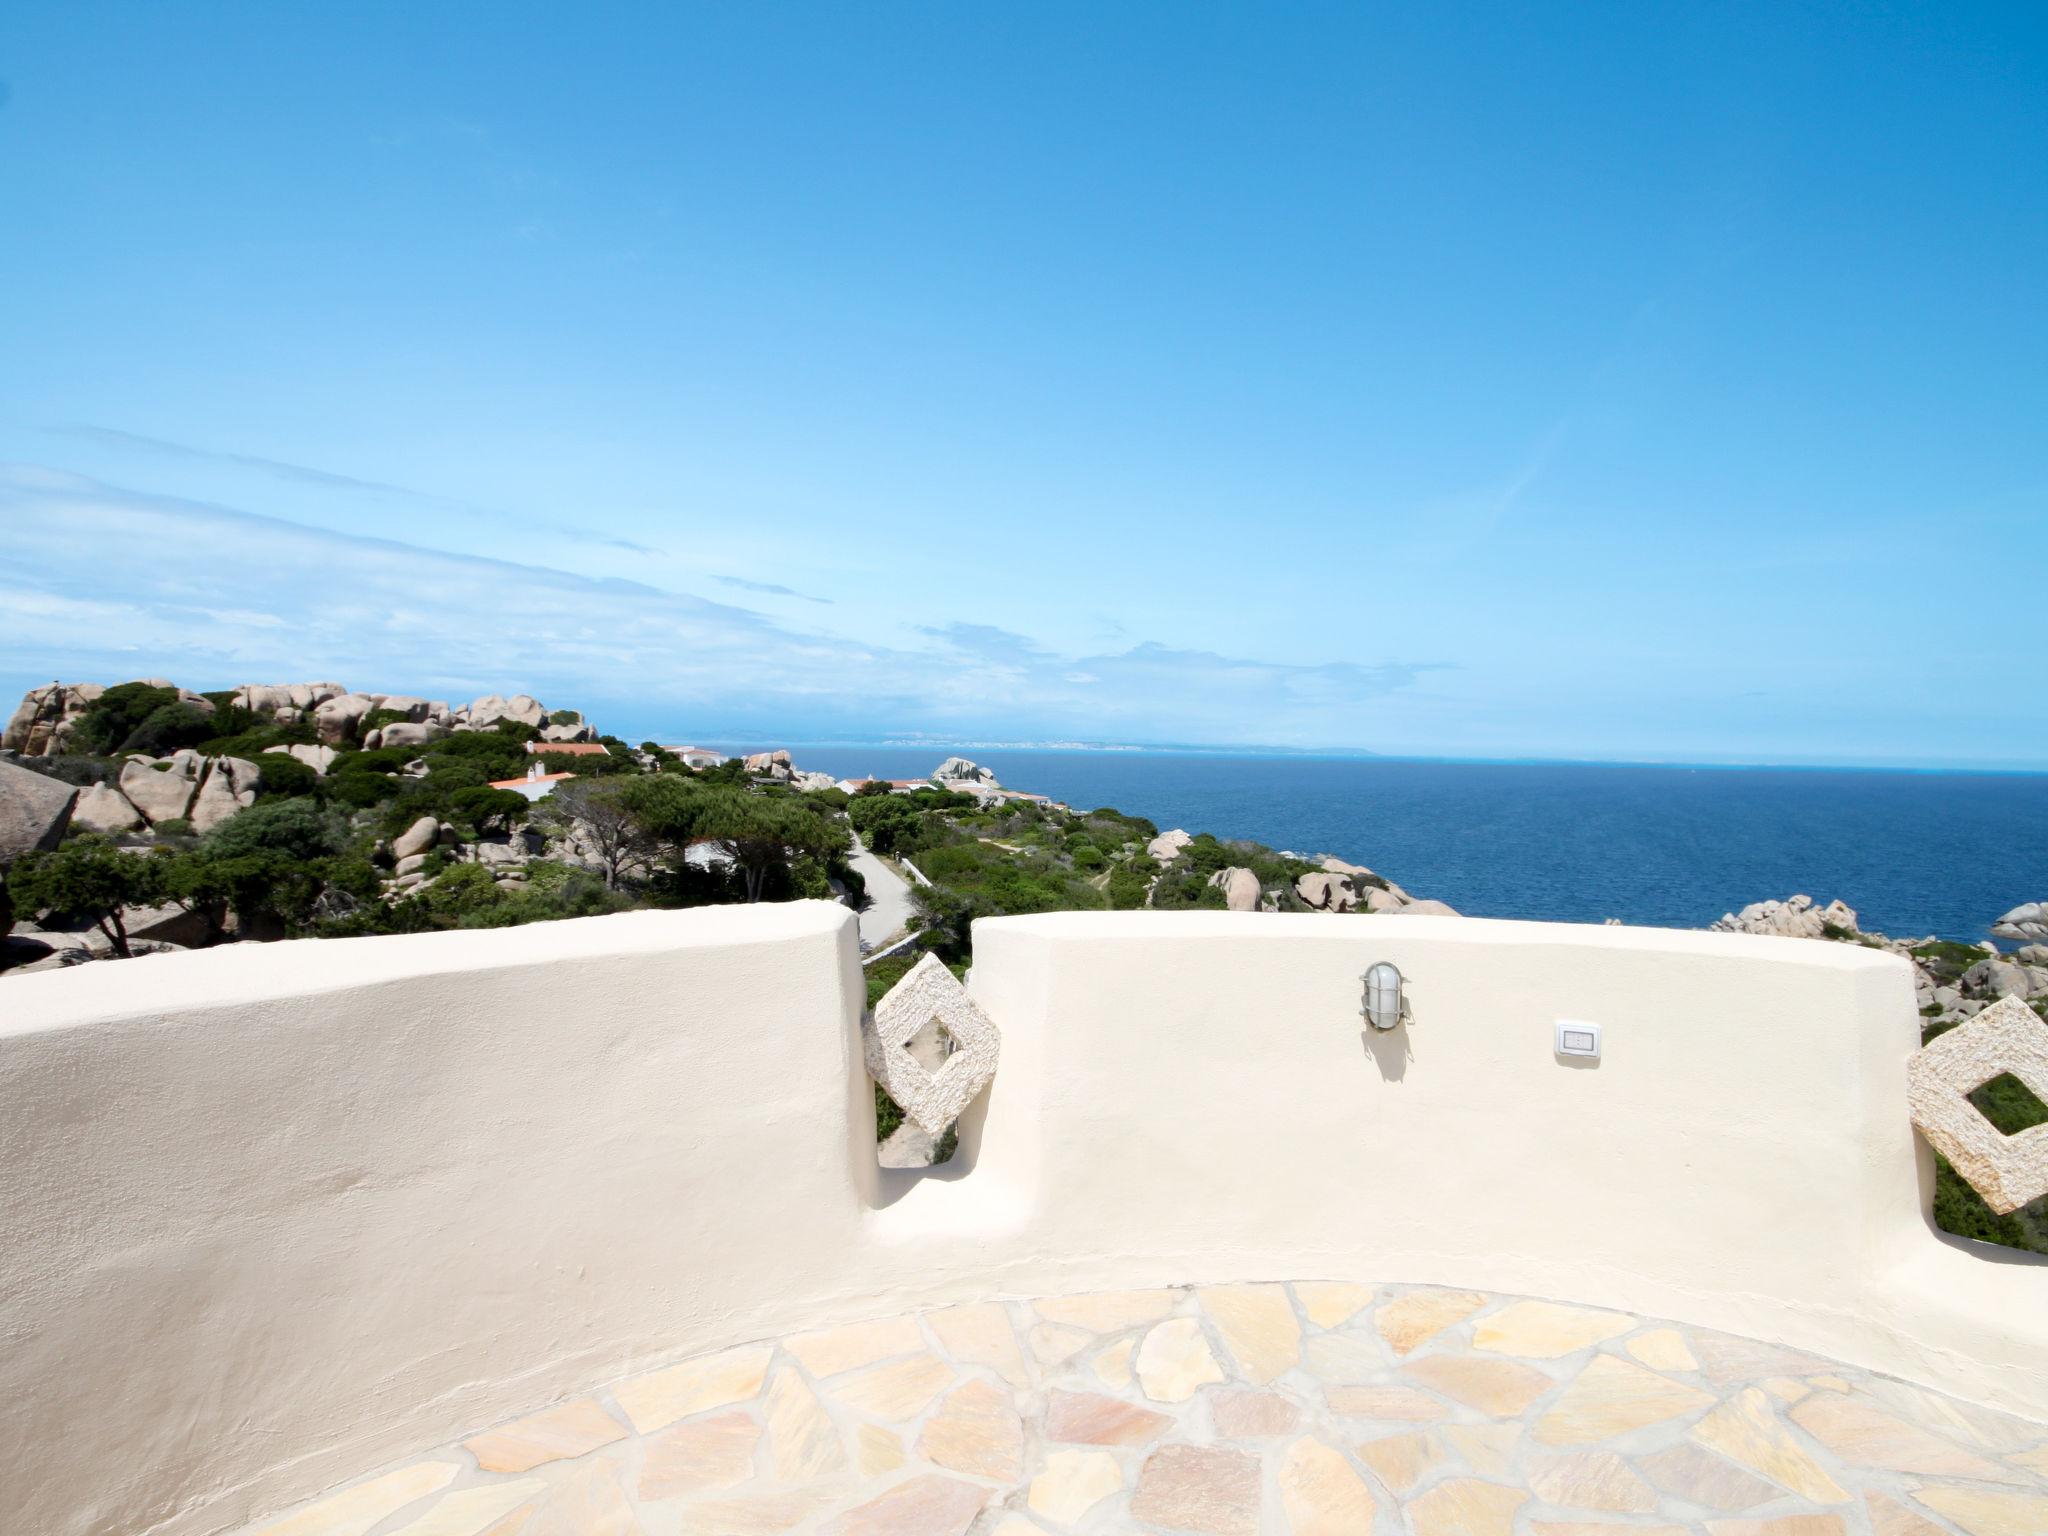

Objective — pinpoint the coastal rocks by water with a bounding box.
[1710,894,1860,940]
[935,757,999,788]
[1208,867,1262,911]
[1148,829,1193,864]
[1295,870,1362,912]
[745,749,795,780]
[1992,902,2048,943]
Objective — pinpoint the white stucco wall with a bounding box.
[0,905,2040,1536]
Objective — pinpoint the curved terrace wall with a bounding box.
[0,904,2039,1536]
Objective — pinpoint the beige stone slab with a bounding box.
[1633,1441,1779,1511]
[1027,1448,1124,1524]
[1533,1354,1715,1445]
[1092,1337,1136,1388]
[766,1366,846,1482]
[1703,1517,1848,1536]
[638,1409,762,1500]
[1028,1322,1096,1370]
[386,1481,545,1536]
[1762,1377,1812,1403]
[1211,1388,1301,1438]
[783,1317,925,1378]
[1294,1280,1374,1329]
[1043,1388,1171,1445]
[1855,1376,2048,1456]
[1403,1354,1554,1416]
[1130,1444,1261,1536]
[1326,1384,1447,1421]
[1864,1492,1951,1536]
[1904,1486,2048,1536]
[855,1423,905,1478]
[1032,1288,1179,1333]
[1376,1290,1487,1355]
[614,1344,773,1434]
[674,1492,823,1535]
[1440,1423,1520,1477]
[1199,1282,1302,1383]
[251,1463,460,1536]
[499,1463,637,1536]
[465,1399,627,1474]
[819,1474,989,1536]
[1357,1431,1447,1495]
[1690,1387,1850,1504]
[2011,1441,2048,1473]
[1528,1450,1658,1513]
[827,1352,954,1421]
[1279,1436,1379,1535]
[1404,1477,1528,1536]
[1627,1328,1700,1372]
[1790,1390,2021,1482]
[1532,1525,1689,1536]
[923,1303,1029,1386]
[1473,1300,1634,1360]
[1688,1332,1838,1386]
[917,1378,1024,1481]
[1135,1316,1225,1402]
[1302,1328,1386,1382]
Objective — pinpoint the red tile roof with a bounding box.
[526,741,611,756]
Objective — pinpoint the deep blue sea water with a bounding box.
[706,746,2048,943]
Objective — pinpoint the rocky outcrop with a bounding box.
[1296,870,1363,913]
[1207,867,1262,912]
[3,682,106,755]
[264,743,339,775]
[792,770,839,792]
[1992,902,2048,944]
[189,757,261,833]
[231,682,349,721]
[1400,898,1462,917]
[934,756,999,787]
[366,722,449,751]
[313,693,377,744]
[72,781,145,835]
[1710,894,1859,940]
[538,721,597,744]
[0,759,78,860]
[392,816,440,861]
[466,693,547,731]
[1147,829,1193,864]
[118,754,203,825]
[744,749,794,780]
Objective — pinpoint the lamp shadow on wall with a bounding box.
[1361,1028,1411,1082]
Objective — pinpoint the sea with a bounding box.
[701,746,2048,944]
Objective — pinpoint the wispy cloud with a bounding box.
[715,574,833,605]
[0,465,1441,747]
[53,424,430,500]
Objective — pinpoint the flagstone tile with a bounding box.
[924,1303,1029,1386]
[1689,1387,1850,1504]
[1028,1323,1095,1370]
[1326,1384,1449,1420]
[1440,1422,1520,1477]
[855,1423,905,1477]
[1358,1431,1448,1495]
[1210,1388,1300,1438]
[1198,1281,1302,1383]
[2011,1441,2048,1474]
[1762,1377,1812,1403]
[1294,1280,1374,1329]
[614,1345,773,1434]
[1129,1444,1261,1536]
[1403,1477,1528,1536]
[465,1399,628,1474]
[1533,1354,1716,1445]
[1527,1450,1658,1513]
[784,1317,925,1379]
[1376,1290,1487,1355]
[1134,1316,1225,1402]
[386,1481,546,1536]
[1633,1440,1780,1511]
[828,1352,955,1421]
[1531,1525,1690,1536]
[673,1492,820,1535]
[1302,1327,1387,1382]
[1909,1485,2048,1536]
[918,1379,1024,1480]
[1789,1390,2021,1482]
[1032,1288,1179,1334]
[1092,1337,1136,1387]
[1043,1388,1171,1446]
[499,1463,638,1536]
[1279,1435,1379,1534]
[1473,1301,1634,1360]
[766,1367,845,1482]
[1027,1449,1124,1525]
[1689,1333,1838,1386]
[1855,1376,2048,1456]
[1864,1492,1951,1536]
[1703,1517,1848,1536]
[638,1409,762,1500]
[819,1474,989,1536]
[1403,1354,1554,1416]
[1627,1328,1700,1372]
[251,1463,460,1536]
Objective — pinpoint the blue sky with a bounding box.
[2,3,2043,765]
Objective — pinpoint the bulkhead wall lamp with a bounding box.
[1362,961,1406,1031]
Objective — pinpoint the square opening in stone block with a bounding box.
[905,1014,959,1072]
[1967,1071,2048,1139]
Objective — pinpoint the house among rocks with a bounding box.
[490,764,577,801]
[662,745,725,768]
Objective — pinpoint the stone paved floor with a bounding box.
[245,1283,2048,1536]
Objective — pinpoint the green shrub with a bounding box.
[250,754,319,800]
[549,709,581,726]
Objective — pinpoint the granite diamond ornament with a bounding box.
[863,953,1000,1138]
[1907,995,2048,1214]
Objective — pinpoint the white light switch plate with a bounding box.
[1555,1020,1602,1059]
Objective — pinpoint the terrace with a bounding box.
[2,905,2043,1536]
